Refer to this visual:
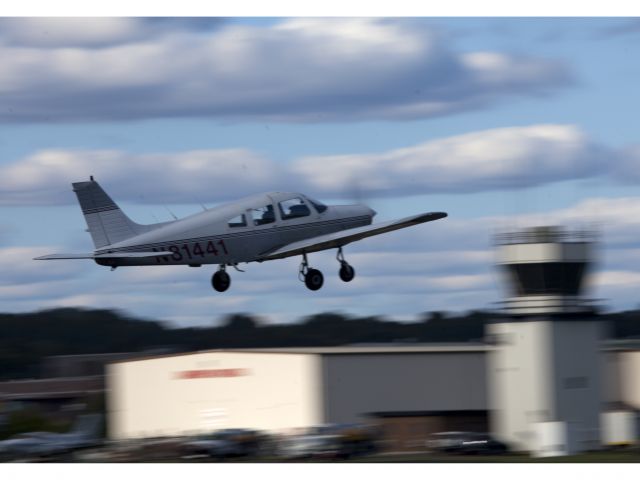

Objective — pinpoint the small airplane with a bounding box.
[35,178,447,292]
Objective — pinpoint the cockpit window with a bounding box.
[306,197,328,213]
[279,197,311,220]
[227,214,247,228]
[250,205,275,226]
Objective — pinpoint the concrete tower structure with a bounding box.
[488,226,603,456]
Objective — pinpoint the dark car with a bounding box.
[427,431,508,455]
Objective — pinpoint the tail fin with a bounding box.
[72,179,149,248]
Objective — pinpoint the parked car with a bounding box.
[280,424,379,460]
[426,431,508,455]
[279,434,343,460]
[181,428,263,459]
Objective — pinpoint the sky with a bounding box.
[1,15,640,326]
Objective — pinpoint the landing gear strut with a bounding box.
[211,265,231,292]
[337,247,355,282]
[299,253,324,291]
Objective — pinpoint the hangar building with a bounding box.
[107,227,640,454]
[107,342,640,449]
[108,345,488,443]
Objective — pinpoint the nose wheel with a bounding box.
[212,266,231,292]
[337,247,355,282]
[299,253,324,291]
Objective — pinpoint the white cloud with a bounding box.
[293,124,609,196]
[0,18,570,123]
[0,124,615,205]
[0,18,225,49]
[0,246,87,285]
[0,148,282,205]
[593,270,640,288]
[0,18,143,48]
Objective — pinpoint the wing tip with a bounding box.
[417,211,447,222]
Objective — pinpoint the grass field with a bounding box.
[344,450,640,463]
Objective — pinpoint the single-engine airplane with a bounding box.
[35,178,447,292]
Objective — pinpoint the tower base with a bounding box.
[488,318,603,454]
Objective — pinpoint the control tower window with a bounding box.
[506,262,586,296]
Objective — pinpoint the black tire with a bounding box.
[304,268,324,291]
[212,270,231,292]
[339,263,355,282]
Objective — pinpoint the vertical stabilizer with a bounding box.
[72,180,145,248]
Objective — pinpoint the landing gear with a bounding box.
[299,253,324,291]
[339,263,355,282]
[337,247,355,282]
[297,249,356,290]
[305,269,324,291]
[211,266,231,292]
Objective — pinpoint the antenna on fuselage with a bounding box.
[194,195,208,212]
[163,205,178,221]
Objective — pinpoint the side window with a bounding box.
[250,205,275,226]
[279,198,311,220]
[227,214,246,228]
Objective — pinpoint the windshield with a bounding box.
[305,196,328,213]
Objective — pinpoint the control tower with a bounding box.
[488,226,603,456]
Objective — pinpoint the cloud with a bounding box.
[0,18,571,123]
[502,196,640,248]
[0,148,283,205]
[0,124,615,205]
[596,19,640,39]
[293,124,610,196]
[0,246,88,285]
[0,17,225,49]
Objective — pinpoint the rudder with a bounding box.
[73,179,143,248]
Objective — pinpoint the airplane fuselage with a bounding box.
[94,192,374,268]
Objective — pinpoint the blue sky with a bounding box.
[1,17,640,325]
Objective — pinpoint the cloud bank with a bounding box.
[293,124,609,196]
[0,124,616,205]
[0,18,570,123]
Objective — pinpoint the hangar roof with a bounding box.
[109,339,640,365]
[111,343,490,364]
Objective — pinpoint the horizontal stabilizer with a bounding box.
[34,251,172,260]
[259,211,447,261]
[34,253,95,260]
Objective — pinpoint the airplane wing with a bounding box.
[34,251,172,260]
[259,211,447,261]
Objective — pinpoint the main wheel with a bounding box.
[304,268,324,291]
[339,263,355,282]
[212,270,231,292]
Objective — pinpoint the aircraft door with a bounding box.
[247,197,280,256]
[276,196,320,242]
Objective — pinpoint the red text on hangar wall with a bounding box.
[174,368,250,379]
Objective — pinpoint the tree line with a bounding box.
[1,307,639,380]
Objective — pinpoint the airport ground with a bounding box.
[10,447,639,464]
